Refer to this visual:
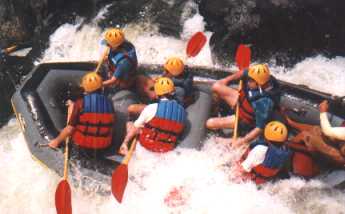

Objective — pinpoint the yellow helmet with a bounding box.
[81,72,103,93]
[264,121,288,143]
[154,77,175,96]
[164,57,185,76]
[248,64,270,85]
[104,28,125,48]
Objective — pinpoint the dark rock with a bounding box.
[200,0,345,66]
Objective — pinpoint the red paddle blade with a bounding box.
[235,44,251,70]
[111,164,129,203]
[55,180,72,214]
[186,32,207,57]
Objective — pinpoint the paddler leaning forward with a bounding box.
[119,77,187,154]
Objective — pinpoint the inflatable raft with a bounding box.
[11,62,345,184]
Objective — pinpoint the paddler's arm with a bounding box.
[102,76,119,87]
[234,97,274,146]
[48,101,78,148]
[242,128,262,144]
[319,100,345,141]
[119,123,140,155]
[119,103,157,155]
[216,69,244,86]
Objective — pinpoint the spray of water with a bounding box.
[2,3,345,214]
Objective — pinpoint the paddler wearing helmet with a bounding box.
[206,64,281,146]
[237,121,291,185]
[101,28,156,101]
[127,57,194,117]
[162,57,194,105]
[119,77,186,154]
[49,72,115,150]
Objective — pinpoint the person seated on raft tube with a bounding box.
[127,57,194,116]
[100,28,156,101]
[162,57,194,105]
[283,100,345,168]
[119,77,186,155]
[206,64,281,146]
[236,121,291,185]
[48,72,115,150]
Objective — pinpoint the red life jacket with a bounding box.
[238,75,281,125]
[72,92,114,149]
[139,100,186,153]
[238,89,255,125]
[287,142,320,178]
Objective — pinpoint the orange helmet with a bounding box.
[81,72,103,93]
[248,64,270,85]
[154,77,175,96]
[164,57,185,76]
[264,121,288,143]
[104,28,125,48]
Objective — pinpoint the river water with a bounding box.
[1,4,345,214]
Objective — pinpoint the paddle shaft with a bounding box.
[63,137,70,180]
[95,47,109,74]
[232,80,243,140]
[122,138,137,165]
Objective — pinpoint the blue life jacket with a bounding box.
[250,139,291,169]
[140,99,186,153]
[108,41,137,69]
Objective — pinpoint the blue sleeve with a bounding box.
[252,97,274,129]
[242,69,249,78]
[113,58,132,80]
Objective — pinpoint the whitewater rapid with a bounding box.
[1,3,345,214]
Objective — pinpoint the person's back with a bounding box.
[106,40,138,82]
[118,77,187,155]
[48,72,115,150]
[102,28,138,89]
[139,98,186,152]
[238,66,281,127]
[163,57,194,105]
[238,121,291,185]
[72,91,114,149]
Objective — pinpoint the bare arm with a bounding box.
[119,124,140,155]
[103,76,119,87]
[217,70,244,85]
[123,125,140,146]
[242,127,262,144]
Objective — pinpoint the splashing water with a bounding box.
[2,4,345,214]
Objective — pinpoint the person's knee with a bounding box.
[206,118,217,129]
[212,81,223,93]
[128,104,145,116]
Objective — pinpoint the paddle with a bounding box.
[110,32,207,203]
[233,44,251,140]
[111,138,138,203]
[186,32,207,58]
[55,137,72,214]
[95,47,109,74]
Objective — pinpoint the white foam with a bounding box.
[3,4,345,213]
